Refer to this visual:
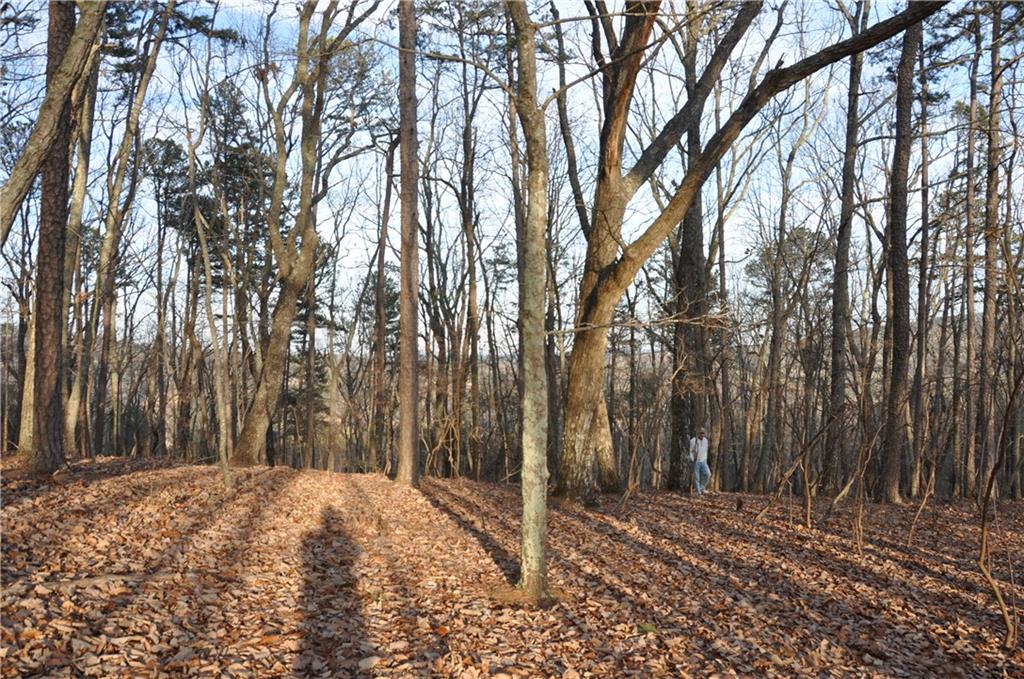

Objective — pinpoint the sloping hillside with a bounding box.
[2,459,1021,677]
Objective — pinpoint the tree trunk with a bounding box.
[30,0,77,473]
[879,17,921,504]
[670,0,708,492]
[0,1,104,248]
[305,278,317,468]
[555,0,943,503]
[963,6,982,497]
[508,0,550,603]
[977,1,1002,494]
[396,0,420,486]
[909,35,931,499]
[372,140,397,471]
[17,311,35,456]
[826,1,865,493]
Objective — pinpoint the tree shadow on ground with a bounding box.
[419,481,521,585]
[296,506,367,677]
[0,456,175,510]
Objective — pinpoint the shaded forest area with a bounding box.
[2,0,1023,672]
[2,459,1023,676]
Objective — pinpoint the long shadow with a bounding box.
[591,496,1019,673]
[2,467,271,586]
[419,482,521,584]
[552,501,1006,675]
[297,506,367,677]
[0,456,172,510]
[3,466,297,677]
[435,482,1019,675]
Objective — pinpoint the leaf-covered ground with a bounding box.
[2,458,1022,677]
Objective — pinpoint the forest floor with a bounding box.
[1,458,1022,678]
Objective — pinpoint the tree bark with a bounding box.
[508,0,550,603]
[826,0,866,494]
[670,2,708,491]
[909,33,930,499]
[30,0,77,473]
[879,16,921,504]
[396,0,421,486]
[977,1,1002,494]
[962,5,982,497]
[0,1,104,248]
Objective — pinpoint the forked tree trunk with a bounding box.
[554,1,944,503]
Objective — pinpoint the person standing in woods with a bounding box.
[690,428,711,496]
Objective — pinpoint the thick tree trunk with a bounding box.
[30,0,76,473]
[557,2,661,500]
[879,18,921,504]
[233,266,312,466]
[555,1,943,503]
[396,0,420,486]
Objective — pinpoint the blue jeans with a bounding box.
[694,460,711,495]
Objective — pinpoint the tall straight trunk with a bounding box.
[978,1,1001,492]
[153,195,168,456]
[456,29,482,475]
[373,141,397,470]
[91,289,116,457]
[827,1,866,492]
[963,6,982,497]
[879,17,920,504]
[909,37,930,499]
[62,56,98,449]
[178,257,200,462]
[505,12,527,463]
[508,0,550,603]
[396,0,420,486]
[714,146,732,490]
[31,0,76,473]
